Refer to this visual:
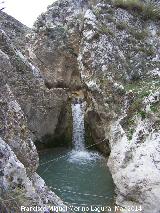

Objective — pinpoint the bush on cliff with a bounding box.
[113,0,160,20]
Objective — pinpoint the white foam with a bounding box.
[68,150,102,165]
[71,102,103,165]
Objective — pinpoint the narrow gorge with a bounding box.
[0,0,160,212]
[38,99,115,210]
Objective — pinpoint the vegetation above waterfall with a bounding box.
[113,0,160,20]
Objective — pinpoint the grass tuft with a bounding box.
[113,0,143,11]
[112,0,160,20]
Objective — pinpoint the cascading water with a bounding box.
[38,98,115,210]
[69,99,100,164]
[71,100,85,151]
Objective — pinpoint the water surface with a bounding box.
[38,102,115,212]
[38,148,115,211]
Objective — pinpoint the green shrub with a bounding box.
[150,105,158,112]
[112,0,160,20]
[139,46,155,57]
[93,8,101,16]
[129,28,148,40]
[150,102,160,114]
[128,128,134,140]
[106,14,115,22]
[106,7,115,14]
[113,0,143,11]
[139,91,150,98]
[98,23,115,36]
[131,99,142,111]
[116,21,128,30]
[142,0,160,20]
[138,110,147,119]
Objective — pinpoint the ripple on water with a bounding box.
[38,148,115,210]
[68,150,103,165]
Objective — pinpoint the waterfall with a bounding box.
[71,100,85,151]
[69,99,101,164]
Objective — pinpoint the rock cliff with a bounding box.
[0,0,160,212]
[0,10,68,212]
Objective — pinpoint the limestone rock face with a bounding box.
[64,0,159,212]
[29,0,83,89]
[0,82,38,175]
[0,137,66,212]
[108,117,160,213]
[0,10,30,51]
[0,10,69,212]
[0,25,68,140]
